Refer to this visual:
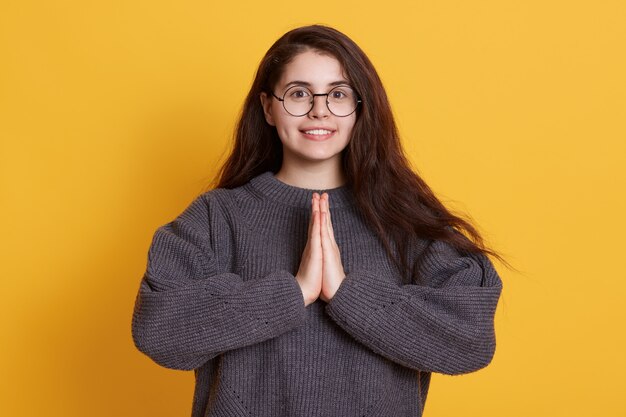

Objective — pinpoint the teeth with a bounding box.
[304,129,332,135]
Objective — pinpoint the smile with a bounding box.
[303,129,333,135]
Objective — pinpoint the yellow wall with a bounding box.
[1,1,624,416]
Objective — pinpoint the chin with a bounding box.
[299,151,342,163]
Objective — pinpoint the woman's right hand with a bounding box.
[295,193,323,306]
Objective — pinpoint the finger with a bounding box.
[325,195,336,242]
[318,194,327,232]
[320,211,338,259]
[320,211,329,248]
[321,193,329,215]
[323,195,332,237]
[313,193,320,218]
[307,196,316,236]
[311,198,321,245]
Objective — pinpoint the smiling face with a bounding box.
[260,50,357,170]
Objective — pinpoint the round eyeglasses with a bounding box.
[271,85,361,117]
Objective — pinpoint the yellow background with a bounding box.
[1,0,624,416]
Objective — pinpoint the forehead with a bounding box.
[277,50,348,88]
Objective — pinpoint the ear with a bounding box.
[259,92,276,126]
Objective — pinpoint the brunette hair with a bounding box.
[213,24,510,283]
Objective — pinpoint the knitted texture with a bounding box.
[131,171,503,417]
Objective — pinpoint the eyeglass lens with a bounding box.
[282,85,359,117]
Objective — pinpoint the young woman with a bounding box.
[132,24,505,417]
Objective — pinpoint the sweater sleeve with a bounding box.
[325,238,503,376]
[131,194,306,371]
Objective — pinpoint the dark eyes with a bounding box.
[289,88,310,99]
[287,87,350,100]
[330,89,348,99]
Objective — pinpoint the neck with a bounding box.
[275,157,346,189]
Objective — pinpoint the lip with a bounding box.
[300,127,336,141]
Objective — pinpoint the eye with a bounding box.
[331,90,347,99]
[287,87,311,100]
[330,86,353,100]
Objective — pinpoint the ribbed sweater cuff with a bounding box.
[325,270,405,331]
[222,270,307,334]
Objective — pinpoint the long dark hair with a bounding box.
[213,24,511,283]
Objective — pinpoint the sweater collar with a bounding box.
[248,171,355,209]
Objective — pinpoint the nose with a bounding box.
[308,94,330,118]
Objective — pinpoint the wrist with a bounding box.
[325,275,346,301]
[296,276,318,306]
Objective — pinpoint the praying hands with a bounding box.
[295,193,346,305]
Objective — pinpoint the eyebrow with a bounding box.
[283,80,351,89]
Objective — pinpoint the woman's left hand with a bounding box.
[318,193,346,302]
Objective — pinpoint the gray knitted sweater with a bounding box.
[131,171,503,417]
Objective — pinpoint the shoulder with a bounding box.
[184,175,259,214]
[176,175,266,232]
[414,236,502,289]
[197,172,269,209]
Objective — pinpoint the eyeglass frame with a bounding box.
[271,85,362,117]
